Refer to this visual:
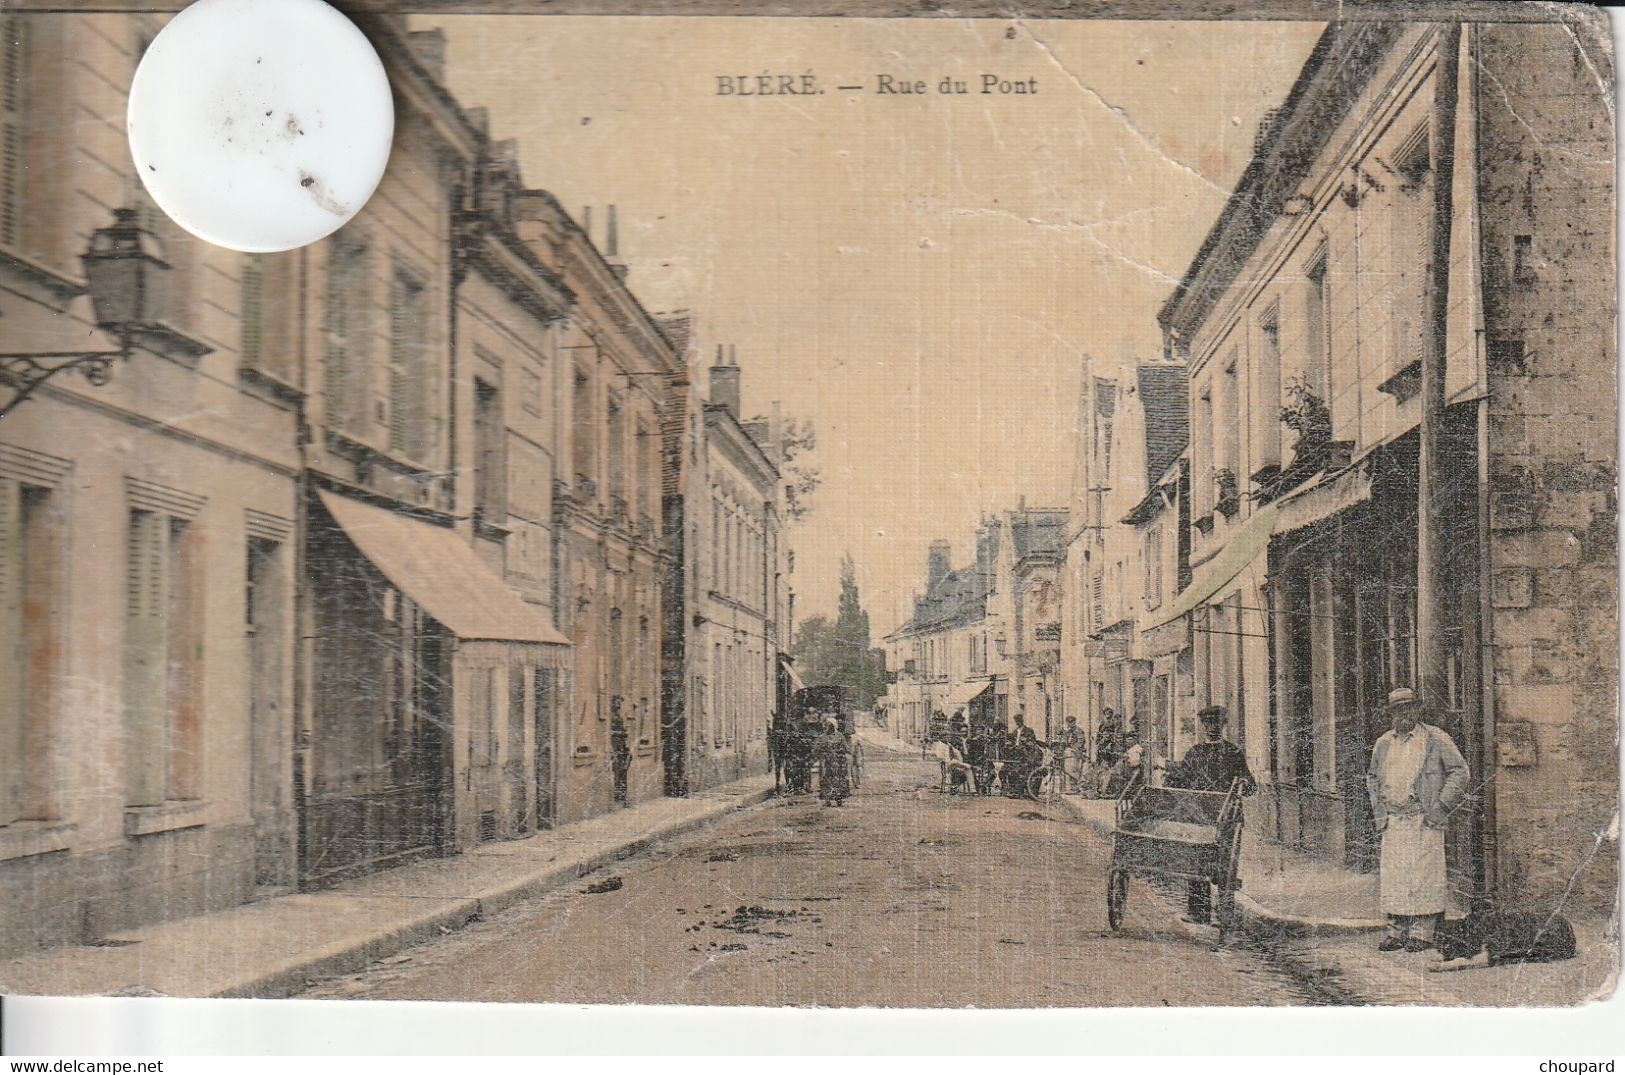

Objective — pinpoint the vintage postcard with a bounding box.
[0,0,1617,1012]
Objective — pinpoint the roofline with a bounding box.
[1157,21,1406,338]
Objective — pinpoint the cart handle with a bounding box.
[1114,767,1143,827]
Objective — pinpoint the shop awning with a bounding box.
[779,655,806,692]
[317,489,571,647]
[1272,462,1373,537]
[944,679,994,712]
[1148,503,1278,630]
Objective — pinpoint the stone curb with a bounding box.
[222,784,776,999]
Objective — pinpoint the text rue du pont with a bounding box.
[715,72,1039,96]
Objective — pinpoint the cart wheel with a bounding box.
[1215,888,1238,937]
[1106,869,1127,931]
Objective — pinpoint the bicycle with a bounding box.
[1025,747,1068,805]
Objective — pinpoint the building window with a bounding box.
[712,642,723,745]
[124,508,201,807]
[388,267,429,459]
[1221,353,1241,489]
[474,377,506,527]
[1305,251,1331,401]
[571,369,594,485]
[323,232,371,434]
[1,478,57,825]
[0,17,29,250]
[1143,527,1163,609]
[606,395,626,508]
[1257,306,1282,467]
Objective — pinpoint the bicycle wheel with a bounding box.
[1026,766,1056,802]
[1107,869,1127,930]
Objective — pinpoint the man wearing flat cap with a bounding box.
[1366,686,1470,952]
[1165,705,1256,924]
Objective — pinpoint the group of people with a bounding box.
[933,711,1047,798]
[773,716,858,807]
[927,687,1485,958]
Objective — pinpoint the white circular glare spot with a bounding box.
[128,0,394,253]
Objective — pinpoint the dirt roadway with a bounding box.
[303,746,1347,1007]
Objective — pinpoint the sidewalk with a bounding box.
[2,774,776,999]
[1058,792,1619,1006]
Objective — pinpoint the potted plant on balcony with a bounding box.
[1280,377,1332,465]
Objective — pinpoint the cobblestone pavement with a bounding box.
[303,746,1358,1007]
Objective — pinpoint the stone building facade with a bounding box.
[673,352,786,791]
[510,194,679,821]
[1155,19,1615,911]
[1,12,299,952]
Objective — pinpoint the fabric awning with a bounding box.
[778,655,806,692]
[944,679,994,712]
[1272,462,1373,537]
[1148,503,1279,630]
[318,489,571,647]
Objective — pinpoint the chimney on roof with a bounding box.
[927,540,951,591]
[581,206,592,239]
[605,204,619,258]
[710,347,741,418]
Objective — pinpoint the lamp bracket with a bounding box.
[0,341,129,419]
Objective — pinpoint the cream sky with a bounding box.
[417,15,1324,635]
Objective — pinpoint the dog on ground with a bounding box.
[1428,909,1578,972]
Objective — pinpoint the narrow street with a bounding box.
[303,744,1348,1007]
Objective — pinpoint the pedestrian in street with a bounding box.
[1163,705,1256,925]
[1366,686,1470,953]
[948,710,969,757]
[966,718,997,796]
[1057,715,1084,792]
[814,717,851,807]
[610,706,632,806]
[1002,713,1043,797]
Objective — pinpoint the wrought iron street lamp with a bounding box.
[0,208,170,419]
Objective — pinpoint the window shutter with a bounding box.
[388,366,408,455]
[0,19,28,250]
[124,510,170,806]
[240,255,265,370]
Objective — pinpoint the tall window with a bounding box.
[1393,131,1431,373]
[474,377,505,526]
[1257,307,1282,467]
[388,267,429,459]
[571,370,594,485]
[323,232,371,434]
[1221,354,1241,486]
[0,17,29,250]
[241,254,266,369]
[1305,251,1331,401]
[125,508,201,807]
[1,478,56,825]
[711,642,723,745]
[606,395,626,507]
[1196,386,1214,515]
[1143,526,1163,608]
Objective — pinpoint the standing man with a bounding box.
[1057,715,1084,792]
[609,702,632,807]
[1366,687,1470,952]
[1164,705,1256,925]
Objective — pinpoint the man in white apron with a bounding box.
[1366,687,1470,952]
